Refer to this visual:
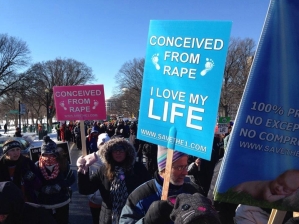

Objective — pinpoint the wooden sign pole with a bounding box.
[267,209,286,224]
[80,120,87,156]
[161,126,177,200]
[161,148,174,200]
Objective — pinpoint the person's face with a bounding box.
[0,214,8,222]
[112,148,126,163]
[5,147,21,161]
[270,171,299,195]
[170,156,189,186]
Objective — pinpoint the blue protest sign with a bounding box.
[137,20,232,160]
[215,0,299,211]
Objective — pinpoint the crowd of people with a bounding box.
[1,119,299,223]
[0,136,75,224]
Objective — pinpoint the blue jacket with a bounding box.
[86,136,98,154]
[119,171,202,224]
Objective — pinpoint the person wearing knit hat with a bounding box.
[119,145,205,224]
[157,145,191,186]
[2,140,22,155]
[157,145,187,172]
[36,136,75,224]
[97,132,110,147]
[0,139,42,204]
[86,126,99,154]
[40,136,57,156]
[77,137,150,224]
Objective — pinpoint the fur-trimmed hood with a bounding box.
[99,138,136,167]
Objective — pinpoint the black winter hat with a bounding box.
[2,139,22,154]
[41,136,57,156]
[169,193,221,224]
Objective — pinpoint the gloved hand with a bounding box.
[76,156,87,174]
[23,171,36,181]
[85,152,98,166]
[41,184,61,194]
[76,153,98,174]
[144,200,173,224]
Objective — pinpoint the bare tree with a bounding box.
[219,38,255,118]
[0,92,21,127]
[0,34,31,97]
[20,58,95,125]
[113,58,144,118]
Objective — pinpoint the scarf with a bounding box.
[39,156,60,180]
[110,166,128,224]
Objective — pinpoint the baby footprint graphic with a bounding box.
[200,58,215,76]
[152,54,160,70]
[59,101,67,110]
[92,100,99,109]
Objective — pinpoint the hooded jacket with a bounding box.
[78,138,150,224]
[86,127,99,154]
[0,181,57,224]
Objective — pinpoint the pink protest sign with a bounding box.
[53,85,106,121]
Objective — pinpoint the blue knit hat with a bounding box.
[41,136,57,155]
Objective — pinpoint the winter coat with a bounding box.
[36,162,75,209]
[78,138,150,224]
[106,125,115,137]
[119,170,203,224]
[0,181,57,224]
[0,155,42,203]
[13,131,22,137]
[207,158,237,224]
[142,143,158,177]
[88,150,104,206]
[78,162,150,224]
[187,162,203,190]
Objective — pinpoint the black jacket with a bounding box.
[36,162,75,208]
[207,159,238,224]
[0,155,42,203]
[0,181,57,224]
[78,162,150,224]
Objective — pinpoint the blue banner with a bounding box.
[215,0,299,211]
[137,20,232,160]
[20,103,26,115]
